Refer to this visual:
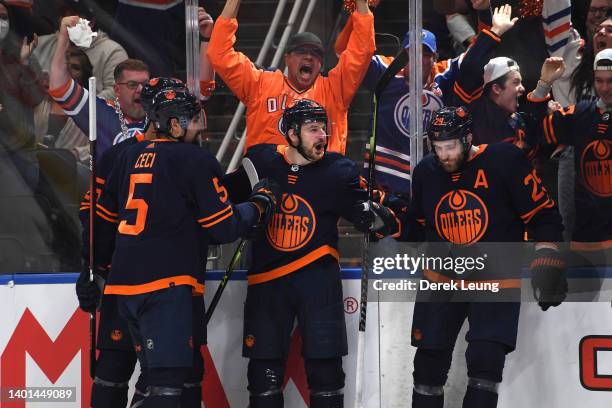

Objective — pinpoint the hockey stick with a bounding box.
[354,49,408,408]
[205,158,259,325]
[88,76,97,379]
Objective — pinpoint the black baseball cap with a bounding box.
[285,32,325,55]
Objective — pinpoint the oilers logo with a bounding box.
[580,140,612,197]
[113,126,144,145]
[435,190,489,245]
[267,193,316,251]
[394,89,443,137]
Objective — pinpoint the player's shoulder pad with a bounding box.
[324,152,360,182]
[245,143,281,168]
[482,142,526,163]
[98,137,136,175]
[413,153,437,175]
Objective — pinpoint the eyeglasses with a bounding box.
[589,7,609,15]
[116,80,147,90]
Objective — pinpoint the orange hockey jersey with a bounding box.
[207,11,375,155]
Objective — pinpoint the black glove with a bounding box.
[76,264,102,313]
[530,248,568,311]
[248,178,282,226]
[352,201,399,238]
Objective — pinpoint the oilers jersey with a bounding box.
[399,143,563,282]
[49,78,146,161]
[79,132,145,269]
[452,29,547,158]
[542,101,612,251]
[94,139,259,295]
[243,144,374,285]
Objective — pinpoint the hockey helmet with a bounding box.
[140,77,187,113]
[281,99,328,137]
[148,88,201,136]
[428,106,472,143]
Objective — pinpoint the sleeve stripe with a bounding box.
[454,83,483,104]
[198,205,232,223]
[200,208,234,228]
[520,198,555,224]
[526,91,550,103]
[544,114,557,145]
[481,29,501,42]
[60,82,82,107]
[62,87,89,115]
[96,203,118,217]
[543,6,571,24]
[96,210,118,224]
[544,22,571,38]
[48,79,74,101]
[96,177,105,185]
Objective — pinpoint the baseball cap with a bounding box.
[594,48,612,70]
[483,57,520,85]
[402,30,437,53]
[285,32,325,55]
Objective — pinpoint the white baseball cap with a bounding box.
[483,57,520,85]
[594,48,612,71]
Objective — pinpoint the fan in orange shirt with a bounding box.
[207,0,375,155]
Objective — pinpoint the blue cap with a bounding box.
[402,29,437,53]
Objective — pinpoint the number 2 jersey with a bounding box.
[95,139,259,294]
[243,144,374,285]
[398,143,563,281]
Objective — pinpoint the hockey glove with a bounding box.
[76,263,103,313]
[248,178,281,230]
[530,248,567,311]
[353,201,400,238]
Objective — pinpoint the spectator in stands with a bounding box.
[546,10,612,240]
[34,46,91,163]
[110,0,185,77]
[207,0,375,155]
[586,0,611,39]
[333,0,508,197]
[541,48,612,261]
[33,0,128,99]
[49,16,149,160]
[453,5,566,157]
[48,13,216,161]
[0,0,44,153]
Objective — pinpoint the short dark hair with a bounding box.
[113,59,150,81]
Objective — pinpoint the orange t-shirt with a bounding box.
[208,12,375,155]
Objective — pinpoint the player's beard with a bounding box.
[439,150,467,173]
[297,139,326,162]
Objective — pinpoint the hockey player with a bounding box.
[396,107,567,408]
[76,78,204,407]
[541,48,612,255]
[207,0,375,155]
[224,99,397,407]
[92,85,279,408]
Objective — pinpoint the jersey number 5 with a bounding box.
[523,169,545,202]
[119,173,153,235]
